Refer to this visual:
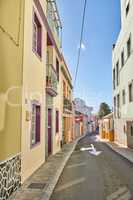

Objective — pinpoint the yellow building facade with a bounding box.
[0,0,63,198]
[61,57,73,144]
[0,0,25,198]
[45,0,62,158]
[99,113,114,142]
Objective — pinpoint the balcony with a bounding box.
[46,0,62,47]
[63,97,72,113]
[46,64,58,97]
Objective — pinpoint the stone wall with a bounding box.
[0,154,21,200]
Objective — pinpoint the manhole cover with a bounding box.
[28,183,46,190]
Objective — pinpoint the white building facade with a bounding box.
[113,0,133,147]
[74,98,93,117]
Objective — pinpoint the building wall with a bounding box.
[61,59,73,144]
[52,48,62,154]
[46,45,61,156]
[21,0,46,183]
[0,0,24,198]
[120,0,133,28]
[113,0,133,146]
[114,119,127,146]
[0,0,24,161]
[0,0,63,198]
[75,123,81,139]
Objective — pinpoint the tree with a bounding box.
[98,102,111,118]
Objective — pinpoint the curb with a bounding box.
[40,135,85,200]
[105,142,133,165]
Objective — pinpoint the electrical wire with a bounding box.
[74,0,87,87]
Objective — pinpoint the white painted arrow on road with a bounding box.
[80,147,93,151]
[80,144,102,156]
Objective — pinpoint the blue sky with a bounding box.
[57,0,121,112]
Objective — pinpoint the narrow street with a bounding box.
[51,134,133,200]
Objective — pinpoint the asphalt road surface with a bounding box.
[51,133,133,200]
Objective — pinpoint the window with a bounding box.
[122,89,126,105]
[131,125,133,136]
[127,35,131,58]
[56,58,59,81]
[116,61,119,86]
[69,90,71,100]
[63,81,66,97]
[129,83,133,102]
[56,110,59,133]
[114,96,116,118]
[67,86,69,98]
[124,125,126,133]
[121,51,124,67]
[33,12,42,58]
[117,94,120,118]
[46,51,50,64]
[31,103,41,147]
[113,68,116,89]
[126,2,130,17]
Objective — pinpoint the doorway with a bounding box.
[48,108,52,155]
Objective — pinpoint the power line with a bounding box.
[74,0,87,87]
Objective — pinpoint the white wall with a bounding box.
[113,0,133,145]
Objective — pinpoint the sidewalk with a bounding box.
[9,137,82,200]
[106,141,133,164]
[96,135,133,164]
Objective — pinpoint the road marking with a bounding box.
[67,162,86,169]
[80,144,102,156]
[80,147,93,151]
[107,186,132,200]
[55,178,86,192]
[89,150,102,156]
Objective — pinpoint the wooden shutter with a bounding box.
[36,105,41,143]
[56,110,59,133]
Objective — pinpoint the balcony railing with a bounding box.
[46,64,58,97]
[63,97,72,113]
[46,0,62,46]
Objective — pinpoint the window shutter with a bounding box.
[36,105,41,142]
[33,12,42,58]
[37,25,42,57]
[56,110,59,133]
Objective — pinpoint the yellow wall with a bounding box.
[45,0,63,153]
[0,0,24,161]
[61,60,73,143]
[61,61,72,100]
[63,116,73,143]
[47,46,61,154]
[21,0,46,182]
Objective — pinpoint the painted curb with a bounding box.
[40,135,86,200]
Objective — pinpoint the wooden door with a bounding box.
[48,109,52,155]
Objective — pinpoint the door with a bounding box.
[48,109,52,155]
[36,105,41,143]
[127,121,133,148]
[62,117,65,144]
